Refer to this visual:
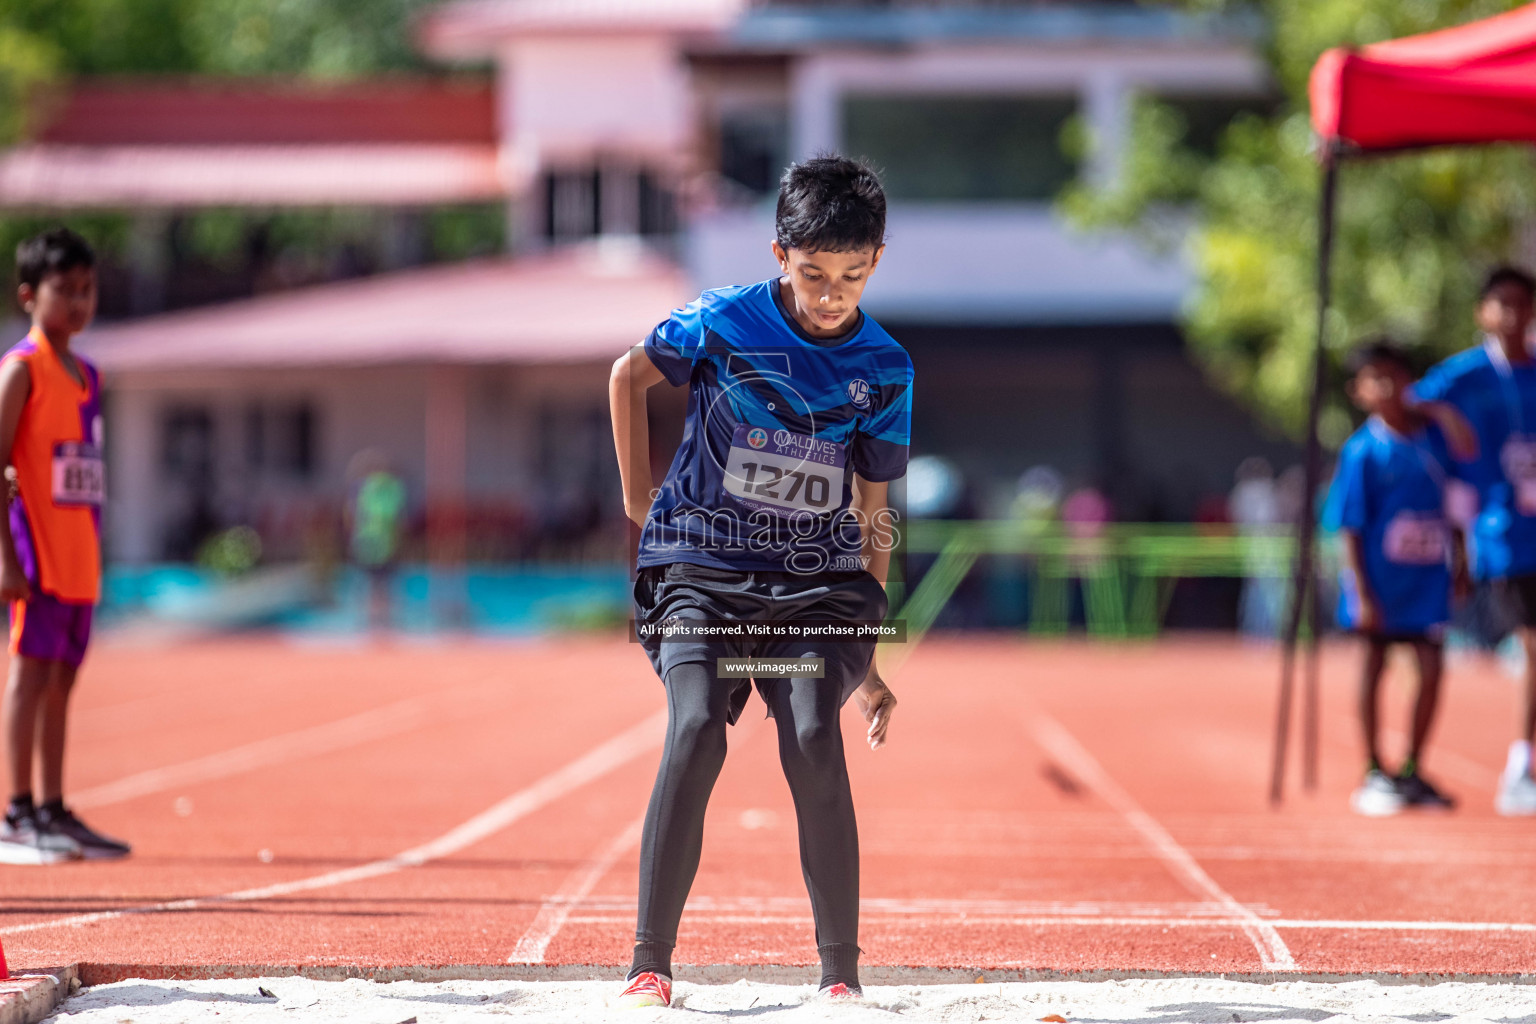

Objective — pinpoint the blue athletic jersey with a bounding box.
[1323,418,1453,636]
[638,279,913,574]
[1413,338,1536,580]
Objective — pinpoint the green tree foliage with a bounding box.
[1,0,438,79]
[0,22,60,144]
[0,0,442,141]
[1061,0,1536,445]
[182,0,439,78]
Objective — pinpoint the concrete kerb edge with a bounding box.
[0,966,77,1024]
[55,963,1536,988]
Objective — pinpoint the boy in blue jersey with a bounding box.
[1327,341,1464,816]
[1412,267,1536,815]
[609,157,909,1006]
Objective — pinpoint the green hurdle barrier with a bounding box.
[891,521,1332,643]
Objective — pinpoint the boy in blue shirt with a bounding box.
[1327,341,1465,815]
[1412,266,1536,814]
[609,157,910,1006]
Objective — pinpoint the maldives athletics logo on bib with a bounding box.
[847,379,872,410]
[746,427,769,449]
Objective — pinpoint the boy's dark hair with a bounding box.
[1479,264,1536,301]
[1345,336,1414,378]
[775,156,886,253]
[16,228,95,291]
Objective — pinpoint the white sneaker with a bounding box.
[0,811,80,865]
[1350,769,1405,817]
[1496,771,1536,816]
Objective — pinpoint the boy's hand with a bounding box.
[0,561,29,604]
[1453,563,1473,602]
[1357,593,1382,632]
[1419,401,1479,461]
[625,493,652,528]
[854,668,896,750]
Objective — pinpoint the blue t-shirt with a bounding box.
[1323,417,1453,636]
[1413,338,1536,580]
[638,279,913,574]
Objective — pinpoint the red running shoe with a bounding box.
[821,982,863,1001]
[618,971,671,1008]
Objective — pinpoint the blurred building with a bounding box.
[2,0,1300,566]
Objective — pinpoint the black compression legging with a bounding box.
[634,661,859,952]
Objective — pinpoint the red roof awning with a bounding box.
[32,79,496,146]
[0,143,503,208]
[77,248,690,372]
[1,79,504,209]
[1310,4,1536,151]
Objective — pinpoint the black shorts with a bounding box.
[1500,575,1536,629]
[632,561,889,724]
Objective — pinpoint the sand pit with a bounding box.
[42,975,1536,1023]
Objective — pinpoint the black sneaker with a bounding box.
[35,804,131,859]
[1397,771,1456,810]
[0,808,81,864]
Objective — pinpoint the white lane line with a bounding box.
[71,677,517,810]
[1,710,666,938]
[1030,714,1298,971]
[558,913,1536,934]
[73,700,428,809]
[559,896,1273,917]
[508,815,646,964]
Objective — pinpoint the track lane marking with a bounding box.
[1030,713,1298,971]
[558,913,1536,933]
[508,816,646,964]
[71,677,521,810]
[1,710,666,938]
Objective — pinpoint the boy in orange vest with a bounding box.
[0,229,128,863]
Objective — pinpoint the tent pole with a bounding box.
[1272,146,1340,806]
[1303,551,1323,791]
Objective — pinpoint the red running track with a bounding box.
[2,634,1535,978]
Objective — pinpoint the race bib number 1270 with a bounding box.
[723,425,846,518]
[52,442,104,507]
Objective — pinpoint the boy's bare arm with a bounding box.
[609,347,666,527]
[1450,526,1472,600]
[0,359,31,602]
[850,472,897,748]
[1340,528,1379,629]
[851,474,892,584]
[1413,400,1478,461]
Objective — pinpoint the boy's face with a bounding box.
[19,265,97,337]
[1477,281,1534,343]
[771,242,884,337]
[1348,360,1409,416]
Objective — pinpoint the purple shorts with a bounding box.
[9,592,93,666]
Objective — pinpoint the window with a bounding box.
[543,167,677,239]
[245,402,316,479]
[1152,94,1277,157]
[162,406,214,482]
[719,107,789,197]
[843,94,1079,201]
[544,169,600,241]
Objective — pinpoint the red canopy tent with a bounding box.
[1272,3,1536,802]
[1311,4,1536,151]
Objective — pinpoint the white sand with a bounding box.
[42,976,1536,1024]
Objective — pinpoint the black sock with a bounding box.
[6,793,34,821]
[628,940,672,980]
[818,943,861,990]
[37,797,65,819]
